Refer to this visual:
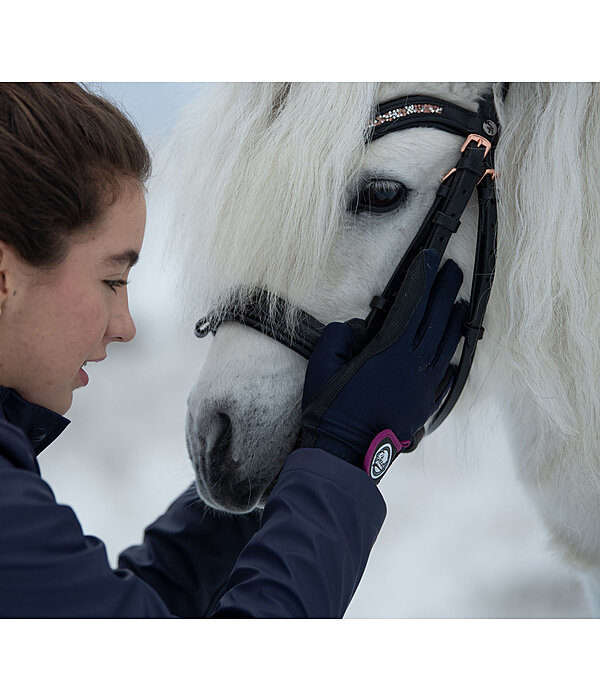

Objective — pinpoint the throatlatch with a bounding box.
[195,87,501,451]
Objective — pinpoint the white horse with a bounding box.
[160,83,600,616]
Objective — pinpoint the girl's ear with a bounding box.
[0,242,19,312]
[0,244,7,306]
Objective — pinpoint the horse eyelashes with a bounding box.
[350,179,410,215]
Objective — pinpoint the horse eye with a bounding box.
[350,179,409,215]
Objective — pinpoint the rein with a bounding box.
[195,88,501,450]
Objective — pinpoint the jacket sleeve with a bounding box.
[0,422,260,618]
[210,448,387,618]
[117,486,261,617]
[0,460,170,617]
[1,427,384,617]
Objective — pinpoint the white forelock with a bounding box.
[160,83,380,331]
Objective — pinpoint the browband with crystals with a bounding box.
[367,94,499,143]
[368,103,444,129]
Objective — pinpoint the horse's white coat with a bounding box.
[161,83,600,613]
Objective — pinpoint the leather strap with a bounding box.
[365,138,490,339]
[428,168,498,432]
[369,95,500,147]
[195,291,325,360]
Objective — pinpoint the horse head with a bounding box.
[161,82,495,513]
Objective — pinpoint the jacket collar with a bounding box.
[0,387,70,456]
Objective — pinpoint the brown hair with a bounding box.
[0,82,151,267]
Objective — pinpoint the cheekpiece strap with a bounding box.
[364,90,500,448]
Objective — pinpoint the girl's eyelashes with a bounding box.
[104,279,129,294]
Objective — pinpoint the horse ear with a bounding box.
[499,83,510,102]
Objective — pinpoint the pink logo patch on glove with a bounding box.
[364,430,411,481]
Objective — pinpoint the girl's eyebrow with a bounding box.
[102,250,140,269]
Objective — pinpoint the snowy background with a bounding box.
[39,83,590,618]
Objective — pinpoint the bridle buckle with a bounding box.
[441,167,457,183]
[477,168,497,186]
[442,135,494,183]
[461,133,492,158]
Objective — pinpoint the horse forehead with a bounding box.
[363,127,462,178]
[376,82,492,111]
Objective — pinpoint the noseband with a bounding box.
[195,88,501,450]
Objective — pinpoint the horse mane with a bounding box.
[493,83,600,482]
[160,82,380,331]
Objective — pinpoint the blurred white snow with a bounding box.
[39,83,590,618]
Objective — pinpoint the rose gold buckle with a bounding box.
[441,167,456,183]
[461,133,492,158]
[477,168,498,186]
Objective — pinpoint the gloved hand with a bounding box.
[299,248,467,482]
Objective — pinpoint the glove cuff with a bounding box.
[363,430,411,483]
[298,428,364,469]
[299,427,412,480]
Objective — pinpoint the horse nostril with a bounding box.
[212,412,233,454]
[205,411,242,477]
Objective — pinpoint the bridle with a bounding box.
[195,87,502,451]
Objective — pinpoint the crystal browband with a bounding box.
[367,103,444,129]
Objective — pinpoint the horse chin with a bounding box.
[187,418,285,514]
[185,381,302,514]
[191,457,283,514]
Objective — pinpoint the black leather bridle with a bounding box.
[195,88,501,450]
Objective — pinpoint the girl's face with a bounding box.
[0,181,146,415]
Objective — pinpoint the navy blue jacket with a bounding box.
[0,387,386,617]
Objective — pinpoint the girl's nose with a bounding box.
[106,294,136,343]
[113,310,136,343]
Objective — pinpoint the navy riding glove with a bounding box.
[299,248,467,482]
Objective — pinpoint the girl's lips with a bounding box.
[76,356,106,389]
[77,367,89,387]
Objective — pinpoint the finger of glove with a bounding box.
[345,317,370,355]
[430,300,468,372]
[414,259,464,361]
[302,322,357,409]
[380,248,441,345]
[433,364,456,408]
